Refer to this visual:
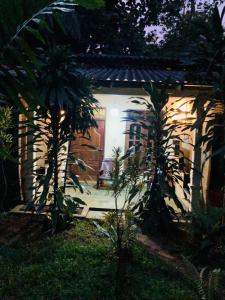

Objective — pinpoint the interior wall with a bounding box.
[94,88,149,158]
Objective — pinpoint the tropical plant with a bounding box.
[0,0,105,51]
[104,208,136,246]
[166,5,225,272]
[0,0,102,111]
[94,147,141,299]
[183,256,223,300]
[0,2,99,229]
[186,206,225,264]
[46,186,86,229]
[0,2,78,213]
[95,147,141,257]
[94,206,137,300]
[126,84,186,234]
[94,208,137,258]
[21,44,98,231]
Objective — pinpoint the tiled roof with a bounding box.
[79,67,187,84]
[77,54,192,85]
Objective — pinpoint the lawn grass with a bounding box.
[0,220,197,300]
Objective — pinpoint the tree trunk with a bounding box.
[190,103,204,211]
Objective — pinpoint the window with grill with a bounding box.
[128,123,142,147]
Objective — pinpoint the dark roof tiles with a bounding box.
[79,67,188,84]
[75,54,195,84]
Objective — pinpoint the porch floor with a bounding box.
[66,180,190,218]
[11,182,188,220]
[66,182,138,210]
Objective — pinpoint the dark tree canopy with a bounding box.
[74,0,148,55]
[0,0,224,57]
[159,1,224,59]
[75,0,224,56]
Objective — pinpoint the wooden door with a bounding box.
[69,110,105,182]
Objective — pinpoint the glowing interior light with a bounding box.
[110,108,119,117]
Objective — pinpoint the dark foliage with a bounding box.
[0,3,98,229]
[124,84,187,234]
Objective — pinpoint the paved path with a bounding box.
[137,234,186,273]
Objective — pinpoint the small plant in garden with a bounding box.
[94,147,143,299]
[101,208,137,256]
[46,186,86,230]
[183,256,223,300]
[95,147,141,258]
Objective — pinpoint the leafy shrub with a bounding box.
[186,207,225,264]
[47,187,86,231]
[183,256,223,300]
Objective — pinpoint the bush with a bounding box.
[186,207,225,265]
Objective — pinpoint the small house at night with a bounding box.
[20,54,219,212]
